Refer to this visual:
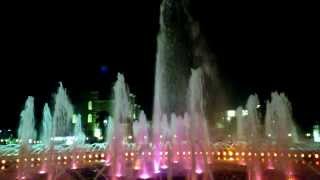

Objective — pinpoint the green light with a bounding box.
[94,127,102,139]
[72,114,77,124]
[88,101,93,110]
[88,113,93,123]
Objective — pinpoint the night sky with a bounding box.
[0,1,319,131]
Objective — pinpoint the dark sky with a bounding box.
[0,1,319,131]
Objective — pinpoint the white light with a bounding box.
[195,168,203,174]
[306,133,311,137]
[39,170,46,174]
[72,114,77,124]
[313,125,320,142]
[227,110,236,118]
[28,139,33,144]
[288,133,292,137]
[88,101,93,110]
[66,138,74,145]
[94,128,102,139]
[88,114,93,123]
[256,105,261,108]
[242,110,248,116]
[268,134,271,137]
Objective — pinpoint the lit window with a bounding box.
[88,101,93,110]
[227,110,236,118]
[242,110,248,116]
[72,114,77,124]
[94,128,102,139]
[88,114,93,123]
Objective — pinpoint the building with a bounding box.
[75,91,141,142]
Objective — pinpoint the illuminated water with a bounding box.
[40,103,52,148]
[18,96,37,147]
[1,0,319,179]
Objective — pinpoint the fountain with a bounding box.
[109,73,131,178]
[0,0,319,180]
[18,96,37,147]
[52,82,74,138]
[265,92,299,146]
[246,94,261,145]
[40,103,52,148]
[73,114,85,146]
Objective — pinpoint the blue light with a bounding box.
[100,66,109,74]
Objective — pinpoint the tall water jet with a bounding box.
[188,68,210,147]
[154,0,226,133]
[265,92,298,146]
[265,100,275,143]
[40,103,52,148]
[154,0,193,116]
[133,111,150,179]
[18,96,37,147]
[236,106,246,141]
[245,94,261,145]
[133,111,149,146]
[188,68,210,178]
[17,96,37,180]
[105,116,114,146]
[73,114,85,146]
[109,73,130,178]
[52,82,74,138]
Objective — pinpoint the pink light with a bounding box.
[134,165,141,170]
[195,168,203,174]
[115,173,122,178]
[38,170,46,174]
[154,169,161,174]
[267,164,275,170]
[139,173,151,179]
[173,160,179,164]
[154,162,160,173]
[71,163,78,170]
[160,165,168,169]
[239,160,246,166]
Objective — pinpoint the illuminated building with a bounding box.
[77,91,141,141]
